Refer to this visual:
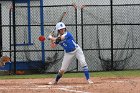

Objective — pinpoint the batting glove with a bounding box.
[48,34,53,40]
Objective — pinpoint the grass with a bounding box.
[0,70,140,79]
[92,70,140,77]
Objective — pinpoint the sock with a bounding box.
[83,66,90,80]
[55,72,63,82]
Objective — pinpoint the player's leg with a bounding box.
[55,52,75,82]
[55,70,64,83]
[48,52,75,85]
[48,69,64,85]
[75,46,93,84]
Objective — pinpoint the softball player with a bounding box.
[48,22,93,84]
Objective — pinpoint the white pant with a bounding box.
[60,45,87,72]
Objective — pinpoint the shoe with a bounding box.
[87,79,93,84]
[48,80,57,85]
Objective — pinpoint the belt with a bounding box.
[71,46,78,52]
[71,48,76,52]
[66,46,78,53]
[67,48,76,53]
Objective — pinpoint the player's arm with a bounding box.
[60,34,65,40]
[55,34,66,44]
[48,33,66,44]
[48,34,57,41]
[50,40,57,48]
[48,33,66,48]
[48,34,57,48]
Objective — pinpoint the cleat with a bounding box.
[87,79,93,84]
[48,80,57,85]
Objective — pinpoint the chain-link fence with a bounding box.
[0,0,140,75]
[81,3,140,71]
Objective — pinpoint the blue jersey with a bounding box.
[56,31,77,53]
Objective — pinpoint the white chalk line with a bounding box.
[55,87,90,93]
[109,80,138,83]
[110,80,125,83]
[0,85,91,93]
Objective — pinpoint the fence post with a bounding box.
[0,3,2,58]
[12,0,17,74]
[110,0,114,70]
[40,0,45,64]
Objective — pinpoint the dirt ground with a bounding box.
[0,77,139,93]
